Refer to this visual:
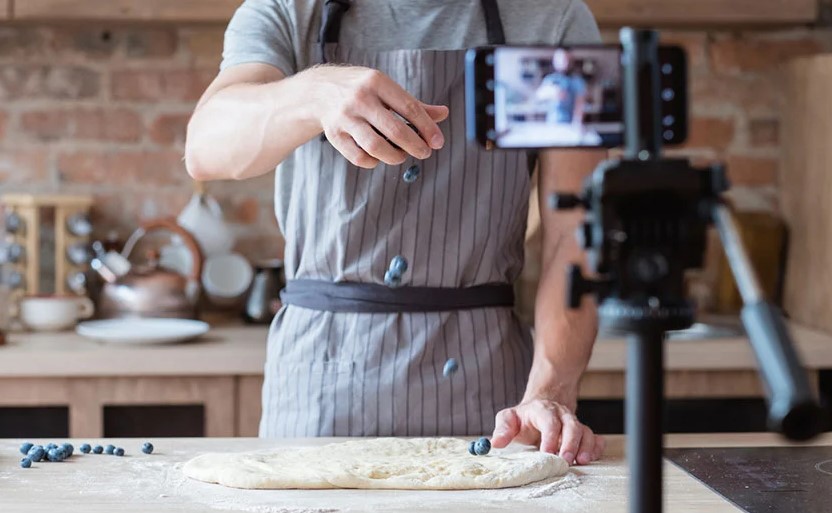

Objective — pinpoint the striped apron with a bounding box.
[260,0,535,438]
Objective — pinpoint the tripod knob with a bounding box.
[576,222,595,250]
[567,265,593,308]
[549,193,587,211]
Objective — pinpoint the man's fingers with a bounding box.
[376,78,445,150]
[349,121,407,165]
[328,131,380,169]
[593,435,606,460]
[491,408,522,448]
[423,104,450,123]
[576,426,596,465]
[367,107,432,160]
[557,413,582,465]
[534,411,561,454]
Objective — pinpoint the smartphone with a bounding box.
[466,45,688,149]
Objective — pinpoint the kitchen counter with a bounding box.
[2,433,831,512]
[1,321,830,438]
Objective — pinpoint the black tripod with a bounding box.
[551,29,826,513]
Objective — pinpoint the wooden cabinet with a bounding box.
[1,0,819,24]
[13,0,241,22]
[586,0,817,25]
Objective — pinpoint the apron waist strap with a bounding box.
[281,279,514,313]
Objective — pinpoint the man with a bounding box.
[186,0,606,466]
[536,49,588,127]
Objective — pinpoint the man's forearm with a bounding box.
[525,230,598,410]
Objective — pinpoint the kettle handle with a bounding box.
[123,218,204,282]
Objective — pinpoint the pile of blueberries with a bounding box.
[19,441,154,468]
[467,437,491,456]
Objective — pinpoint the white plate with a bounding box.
[76,318,210,345]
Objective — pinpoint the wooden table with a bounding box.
[2,433,830,512]
[0,322,830,438]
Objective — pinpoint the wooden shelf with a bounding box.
[586,0,818,26]
[12,0,240,22]
[2,0,819,24]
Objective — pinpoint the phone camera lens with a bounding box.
[661,89,675,101]
[485,54,495,66]
[662,63,673,75]
[663,130,675,140]
[486,105,495,116]
[486,80,495,91]
[663,115,675,127]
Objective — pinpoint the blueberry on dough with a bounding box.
[45,443,58,451]
[474,437,491,456]
[92,445,104,454]
[80,443,92,454]
[114,448,125,457]
[104,444,115,455]
[443,358,459,377]
[19,442,33,455]
[61,443,74,457]
[27,446,45,462]
[20,458,32,469]
[468,440,477,455]
[142,442,154,454]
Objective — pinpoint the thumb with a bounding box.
[422,104,449,123]
[491,408,522,449]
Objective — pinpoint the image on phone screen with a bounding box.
[493,47,624,148]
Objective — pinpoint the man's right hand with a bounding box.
[305,65,449,169]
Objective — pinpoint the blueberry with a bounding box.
[114,448,125,457]
[45,443,58,451]
[389,256,408,274]
[92,445,104,454]
[443,358,459,377]
[19,442,34,455]
[468,440,477,456]
[80,443,91,454]
[104,444,115,455]
[142,442,154,455]
[402,165,421,184]
[474,437,491,456]
[384,269,402,288]
[61,443,74,457]
[20,458,32,469]
[47,448,62,462]
[55,447,68,461]
[27,446,45,462]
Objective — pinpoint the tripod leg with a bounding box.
[627,329,665,513]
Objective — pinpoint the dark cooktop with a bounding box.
[665,446,832,513]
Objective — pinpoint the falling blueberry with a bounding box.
[80,443,91,454]
[142,442,154,455]
[92,445,104,454]
[384,269,402,288]
[20,457,32,469]
[19,442,33,455]
[389,256,408,274]
[27,446,45,462]
[104,444,115,455]
[114,448,125,457]
[474,437,491,456]
[61,443,74,457]
[47,448,62,462]
[443,358,459,377]
[468,440,477,456]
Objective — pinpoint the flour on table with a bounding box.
[183,438,568,491]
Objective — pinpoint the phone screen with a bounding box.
[493,46,625,148]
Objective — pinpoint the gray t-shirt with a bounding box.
[221,0,602,76]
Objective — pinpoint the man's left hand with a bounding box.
[491,399,605,465]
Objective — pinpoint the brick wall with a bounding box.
[1,23,832,263]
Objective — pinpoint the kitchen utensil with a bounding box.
[177,185,234,257]
[76,318,210,345]
[202,252,254,306]
[92,240,131,278]
[243,259,285,324]
[18,295,94,332]
[159,235,196,278]
[96,218,203,320]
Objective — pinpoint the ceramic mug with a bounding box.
[202,253,254,306]
[18,295,95,332]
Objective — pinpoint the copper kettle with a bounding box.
[94,219,203,319]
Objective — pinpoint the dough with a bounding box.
[183,438,568,490]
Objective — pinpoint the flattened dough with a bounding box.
[183,438,568,490]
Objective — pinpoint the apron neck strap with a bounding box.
[318,0,507,63]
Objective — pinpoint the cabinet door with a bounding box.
[14,0,241,22]
[586,0,816,25]
[1,0,9,19]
